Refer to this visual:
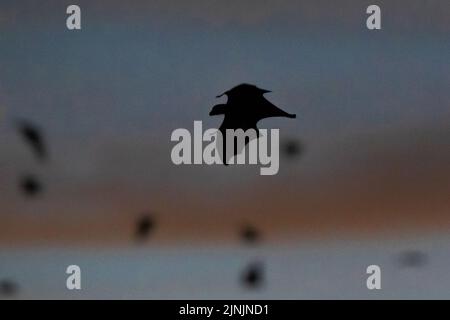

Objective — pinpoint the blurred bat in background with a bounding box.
[16,120,47,162]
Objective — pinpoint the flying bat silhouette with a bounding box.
[209,83,296,164]
[241,260,265,289]
[135,214,156,242]
[16,120,47,162]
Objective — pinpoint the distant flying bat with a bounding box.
[16,120,47,161]
[282,138,304,159]
[0,279,19,296]
[397,250,429,268]
[209,84,296,164]
[240,224,261,244]
[241,261,265,289]
[19,174,42,197]
[135,214,155,242]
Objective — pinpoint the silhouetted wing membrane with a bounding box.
[252,97,296,122]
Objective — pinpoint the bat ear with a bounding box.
[216,89,230,98]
